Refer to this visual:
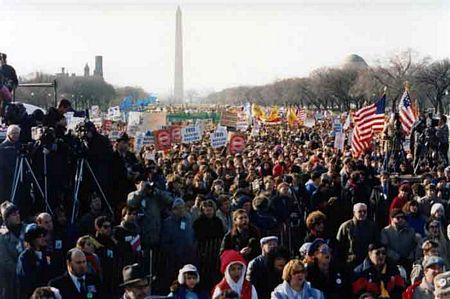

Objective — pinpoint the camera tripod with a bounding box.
[383,132,406,173]
[413,142,446,175]
[71,157,114,223]
[11,152,53,215]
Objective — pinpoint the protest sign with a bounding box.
[304,118,315,128]
[170,126,182,143]
[108,106,121,120]
[220,110,238,128]
[334,132,345,150]
[229,133,246,154]
[210,127,228,148]
[90,105,100,118]
[181,126,202,143]
[154,129,171,151]
[109,131,120,141]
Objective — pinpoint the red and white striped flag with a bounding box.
[297,107,306,122]
[351,95,386,157]
[398,90,417,135]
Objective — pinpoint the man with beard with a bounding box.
[246,236,280,299]
[220,209,261,261]
[0,201,25,299]
[336,203,379,270]
[49,248,103,299]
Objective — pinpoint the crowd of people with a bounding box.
[1,57,450,298]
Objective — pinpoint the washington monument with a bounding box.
[174,6,184,102]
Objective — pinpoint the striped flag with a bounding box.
[351,95,386,157]
[297,107,306,122]
[399,90,417,134]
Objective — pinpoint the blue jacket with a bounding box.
[271,280,324,299]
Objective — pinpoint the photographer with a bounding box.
[111,133,141,214]
[0,53,18,92]
[0,125,20,202]
[127,177,173,250]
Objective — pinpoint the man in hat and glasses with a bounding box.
[120,263,150,299]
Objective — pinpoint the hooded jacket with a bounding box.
[271,280,324,299]
[213,250,258,299]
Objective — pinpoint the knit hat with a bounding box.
[24,223,47,243]
[220,250,247,274]
[307,238,327,257]
[172,198,185,209]
[177,264,200,284]
[431,203,445,216]
[0,201,18,221]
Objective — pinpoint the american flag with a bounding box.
[399,90,417,135]
[351,95,386,157]
[297,107,306,121]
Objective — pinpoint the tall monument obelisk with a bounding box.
[174,6,184,102]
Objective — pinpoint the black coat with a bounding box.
[246,254,282,299]
[49,272,103,299]
[16,248,53,299]
[193,215,225,241]
[0,139,18,201]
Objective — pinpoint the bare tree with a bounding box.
[414,59,450,114]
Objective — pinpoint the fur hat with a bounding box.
[177,264,200,284]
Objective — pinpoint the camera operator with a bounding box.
[111,133,142,217]
[0,73,13,118]
[0,53,18,92]
[411,113,427,171]
[31,117,71,212]
[44,99,71,127]
[77,121,114,208]
[127,176,173,250]
[0,125,20,202]
[436,114,449,165]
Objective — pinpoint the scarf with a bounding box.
[379,264,389,298]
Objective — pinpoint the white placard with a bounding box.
[181,126,202,143]
[334,132,345,150]
[210,128,228,148]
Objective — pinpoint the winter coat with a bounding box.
[127,188,173,248]
[271,280,324,299]
[246,254,282,299]
[16,248,52,299]
[352,258,405,299]
[336,218,379,267]
[306,260,351,299]
[193,215,225,242]
[0,224,25,298]
[380,224,417,263]
[213,259,258,299]
[220,225,261,261]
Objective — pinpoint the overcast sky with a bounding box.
[2,0,449,97]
